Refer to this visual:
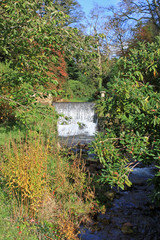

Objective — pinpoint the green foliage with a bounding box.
[0,186,62,240]
[63,79,96,100]
[15,103,58,140]
[0,1,105,239]
[0,0,85,107]
[1,130,98,239]
[47,149,96,218]
[0,0,103,109]
[93,37,160,195]
[117,37,160,88]
[0,62,12,74]
[0,103,58,150]
[53,0,84,27]
[65,33,104,96]
[150,165,160,203]
[91,130,132,190]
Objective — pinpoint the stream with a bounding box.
[78,164,160,240]
[54,102,160,240]
[59,137,160,240]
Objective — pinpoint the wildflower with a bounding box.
[18,231,22,234]
[30,218,34,223]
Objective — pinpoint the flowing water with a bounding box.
[53,102,98,138]
[53,102,160,240]
[79,166,160,240]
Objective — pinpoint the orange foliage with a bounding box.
[29,40,68,100]
[135,24,154,43]
[46,46,68,98]
[0,100,15,123]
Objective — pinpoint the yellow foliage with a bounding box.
[1,135,50,216]
[58,218,77,240]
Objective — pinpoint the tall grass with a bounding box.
[2,135,50,217]
[0,99,99,239]
[1,130,98,239]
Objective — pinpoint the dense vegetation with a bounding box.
[93,38,160,195]
[0,0,160,239]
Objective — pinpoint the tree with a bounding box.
[132,21,158,43]
[0,0,80,104]
[0,0,108,107]
[117,0,160,31]
[123,20,159,56]
[102,0,160,57]
[83,5,111,89]
[53,0,85,27]
[0,0,88,125]
[62,32,100,99]
[104,13,130,57]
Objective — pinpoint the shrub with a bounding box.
[1,135,50,217]
[93,37,160,194]
[63,80,96,100]
[1,133,98,239]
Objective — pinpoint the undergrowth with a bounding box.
[0,132,98,239]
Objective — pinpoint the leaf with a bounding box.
[135,71,143,81]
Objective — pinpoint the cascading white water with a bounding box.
[53,102,98,137]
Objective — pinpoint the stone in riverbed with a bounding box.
[104,191,115,201]
[121,222,133,234]
[129,166,154,185]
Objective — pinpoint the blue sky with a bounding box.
[77,0,120,16]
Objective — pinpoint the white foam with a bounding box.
[53,102,98,137]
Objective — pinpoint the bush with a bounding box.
[63,80,96,101]
[1,132,98,239]
[93,37,160,196]
[1,135,50,216]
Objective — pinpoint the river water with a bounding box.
[53,102,160,240]
[78,165,160,240]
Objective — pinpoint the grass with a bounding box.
[0,119,99,239]
[63,97,95,102]
[0,125,26,146]
[0,186,62,240]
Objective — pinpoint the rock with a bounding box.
[100,218,110,225]
[129,167,154,185]
[88,163,97,172]
[36,93,53,105]
[121,222,133,234]
[104,191,115,201]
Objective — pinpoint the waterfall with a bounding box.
[53,102,98,137]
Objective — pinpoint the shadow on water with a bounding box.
[59,135,95,146]
[78,166,160,240]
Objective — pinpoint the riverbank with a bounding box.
[58,139,160,239]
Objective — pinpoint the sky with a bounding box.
[77,0,120,16]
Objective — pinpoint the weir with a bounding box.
[53,102,98,137]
